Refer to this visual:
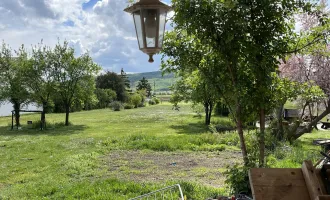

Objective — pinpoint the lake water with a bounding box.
[0,102,40,117]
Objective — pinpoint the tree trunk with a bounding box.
[259,108,265,167]
[204,102,210,125]
[301,102,309,119]
[208,102,213,125]
[236,104,249,166]
[13,102,21,127]
[41,102,47,130]
[65,105,70,126]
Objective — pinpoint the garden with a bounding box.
[0,103,329,199]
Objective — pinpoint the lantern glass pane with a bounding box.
[143,9,157,48]
[133,10,144,48]
[158,10,167,48]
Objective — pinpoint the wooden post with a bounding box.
[302,160,325,200]
[315,196,330,200]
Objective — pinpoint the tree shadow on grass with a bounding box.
[170,123,209,135]
[0,124,87,136]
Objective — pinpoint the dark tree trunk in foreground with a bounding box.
[236,104,249,165]
[205,102,210,125]
[41,102,47,130]
[208,102,213,125]
[204,101,214,125]
[65,104,70,126]
[13,102,21,127]
[259,108,265,167]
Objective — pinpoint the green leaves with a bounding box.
[0,42,30,106]
[136,77,152,97]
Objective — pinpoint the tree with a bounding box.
[129,93,142,108]
[164,0,320,166]
[121,68,131,92]
[161,31,220,126]
[278,1,330,140]
[136,77,152,97]
[280,45,330,140]
[171,71,220,125]
[96,72,128,102]
[22,42,55,129]
[0,43,30,127]
[51,41,100,126]
[94,88,117,108]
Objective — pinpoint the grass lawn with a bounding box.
[0,103,235,199]
[1,103,329,199]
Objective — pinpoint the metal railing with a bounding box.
[129,184,184,200]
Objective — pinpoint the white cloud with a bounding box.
[0,0,172,73]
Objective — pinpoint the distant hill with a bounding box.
[127,71,177,92]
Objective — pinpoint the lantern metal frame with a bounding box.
[124,0,172,63]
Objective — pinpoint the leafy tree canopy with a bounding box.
[96,71,128,102]
[136,77,152,97]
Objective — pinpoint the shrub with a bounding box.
[220,132,240,146]
[110,101,123,111]
[95,88,117,109]
[129,93,142,108]
[148,99,156,105]
[224,165,252,195]
[153,97,160,104]
[197,144,226,152]
[138,102,146,107]
[124,104,134,109]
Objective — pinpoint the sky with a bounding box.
[0,0,172,73]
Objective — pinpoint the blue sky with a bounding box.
[0,0,172,73]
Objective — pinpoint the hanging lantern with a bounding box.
[124,0,172,63]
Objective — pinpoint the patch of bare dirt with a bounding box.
[101,150,242,188]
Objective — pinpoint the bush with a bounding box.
[129,93,142,108]
[148,99,156,105]
[224,165,251,195]
[197,144,226,152]
[95,88,117,109]
[153,97,160,104]
[124,104,134,109]
[110,101,123,111]
[138,102,146,107]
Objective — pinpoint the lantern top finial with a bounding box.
[124,0,172,14]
